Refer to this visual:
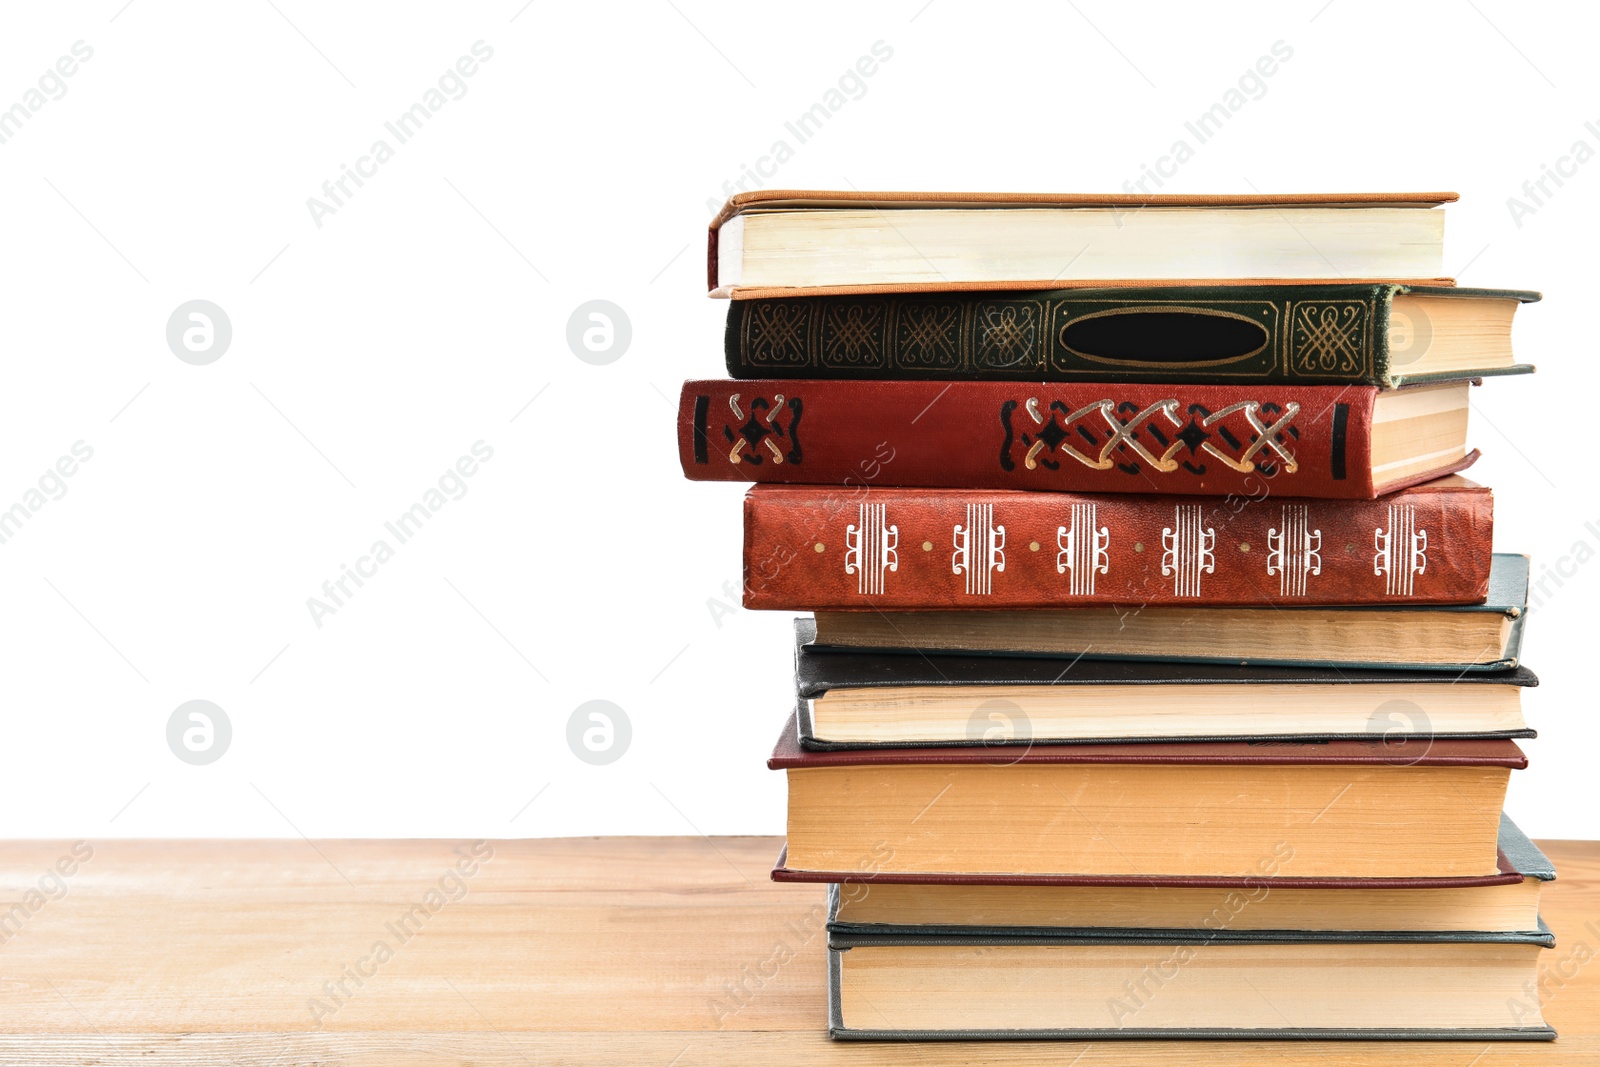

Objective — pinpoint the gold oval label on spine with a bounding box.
[1058,305,1272,369]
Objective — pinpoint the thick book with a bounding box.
[723,283,1538,388]
[743,478,1493,610]
[824,922,1555,1040]
[818,814,1555,937]
[769,712,1525,879]
[679,378,1477,499]
[789,619,1537,748]
[708,189,1456,296]
[810,552,1531,672]
[774,811,1553,891]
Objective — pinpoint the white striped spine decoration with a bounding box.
[952,503,1004,596]
[1056,503,1109,596]
[1160,504,1215,598]
[844,503,897,595]
[1374,504,1427,596]
[1266,505,1322,597]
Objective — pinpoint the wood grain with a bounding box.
[0,835,1592,1064]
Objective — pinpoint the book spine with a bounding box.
[680,379,1379,499]
[742,484,1492,609]
[723,284,1397,384]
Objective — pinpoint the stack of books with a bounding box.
[678,190,1556,1041]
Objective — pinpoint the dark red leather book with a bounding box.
[767,710,1524,879]
[678,378,1479,499]
[766,720,1529,771]
[742,478,1492,609]
[769,845,1534,889]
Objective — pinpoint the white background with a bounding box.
[0,0,1593,842]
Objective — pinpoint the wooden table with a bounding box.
[0,835,1593,1064]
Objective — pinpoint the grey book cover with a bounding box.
[793,619,1538,750]
[825,817,1556,1040]
[807,553,1530,673]
[825,920,1557,1041]
[826,883,1555,946]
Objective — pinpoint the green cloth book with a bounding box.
[825,923,1556,1040]
[724,283,1538,387]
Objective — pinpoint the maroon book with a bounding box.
[767,720,1529,771]
[741,478,1491,609]
[769,712,1526,880]
[678,378,1478,499]
[770,845,1537,890]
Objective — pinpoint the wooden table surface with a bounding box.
[0,835,1593,1064]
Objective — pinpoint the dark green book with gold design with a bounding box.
[724,283,1538,388]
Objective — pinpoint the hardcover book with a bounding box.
[816,814,1555,937]
[743,478,1493,610]
[769,712,1524,880]
[678,378,1476,499]
[775,811,1552,892]
[708,190,1456,296]
[789,619,1536,748]
[824,923,1555,1040]
[809,552,1531,672]
[723,283,1538,388]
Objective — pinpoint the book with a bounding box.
[824,923,1555,1040]
[769,711,1524,879]
[742,477,1494,610]
[817,814,1554,936]
[789,620,1536,748]
[708,190,1456,296]
[810,552,1530,672]
[678,378,1477,499]
[775,811,1550,889]
[723,283,1538,388]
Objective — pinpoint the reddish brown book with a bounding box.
[767,721,1528,772]
[678,378,1478,499]
[770,842,1539,889]
[742,478,1491,610]
[768,712,1525,879]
